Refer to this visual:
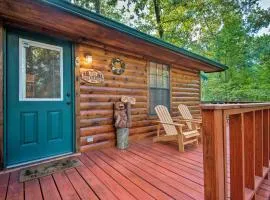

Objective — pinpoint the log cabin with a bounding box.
[0,0,227,169]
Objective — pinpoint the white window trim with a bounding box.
[19,38,64,101]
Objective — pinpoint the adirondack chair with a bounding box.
[178,104,202,141]
[154,105,200,152]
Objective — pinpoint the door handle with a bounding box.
[66,93,71,97]
[66,102,71,105]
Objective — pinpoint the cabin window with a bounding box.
[149,62,170,115]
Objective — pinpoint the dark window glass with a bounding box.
[149,62,170,115]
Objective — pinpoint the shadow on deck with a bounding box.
[0,138,269,199]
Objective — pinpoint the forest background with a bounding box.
[70,0,270,102]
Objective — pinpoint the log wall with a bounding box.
[171,68,201,118]
[76,43,201,152]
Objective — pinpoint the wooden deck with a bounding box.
[0,138,270,200]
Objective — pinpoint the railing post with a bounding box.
[255,110,263,177]
[263,109,269,168]
[229,113,245,199]
[202,103,270,200]
[202,109,225,200]
[244,112,255,190]
[269,109,270,162]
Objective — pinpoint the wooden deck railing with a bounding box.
[201,103,270,200]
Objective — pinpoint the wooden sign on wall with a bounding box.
[81,69,104,84]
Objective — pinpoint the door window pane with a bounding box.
[20,39,63,101]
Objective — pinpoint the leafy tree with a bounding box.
[71,0,122,21]
[69,0,270,102]
[127,0,270,102]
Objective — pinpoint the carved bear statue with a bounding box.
[114,102,128,128]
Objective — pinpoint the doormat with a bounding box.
[19,158,82,182]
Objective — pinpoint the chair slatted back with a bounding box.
[178,104,193,130]
[155,105,178,135]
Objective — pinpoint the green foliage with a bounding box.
[72,0,123,21]
[71,0,270,102]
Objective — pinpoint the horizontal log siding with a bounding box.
[77,44,201,152]
[171,68,201,118]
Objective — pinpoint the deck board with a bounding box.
[0,138,270,200]
[75,163,118,200]
[0,173,9,200]
[95,150,172,200]
[132,143,204,176]
[80,153,136,200]
[65,168,99,200]
[103,148,193,200]
[129,144,204,185]
[109,147,204,199]
[39,175,61,200]
[125,147,203,193]
[86,151,155,200]
[24,179,43,200]
[6,171,23,200]
[53,171,80,200]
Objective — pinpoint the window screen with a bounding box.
[149,62,170,115]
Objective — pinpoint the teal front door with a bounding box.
[6,28,73,166]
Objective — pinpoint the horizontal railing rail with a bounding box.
[201,103,270,200]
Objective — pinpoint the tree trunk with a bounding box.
[153,0,164,38]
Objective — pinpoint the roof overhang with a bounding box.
[0,0,228,72]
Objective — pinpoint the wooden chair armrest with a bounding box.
[179,119,202,124]
[193,115,202,119]
[172,117,180,121]
[156,121,185,127]
[171,118,184,123]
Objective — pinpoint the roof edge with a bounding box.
[40,0,228,71]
